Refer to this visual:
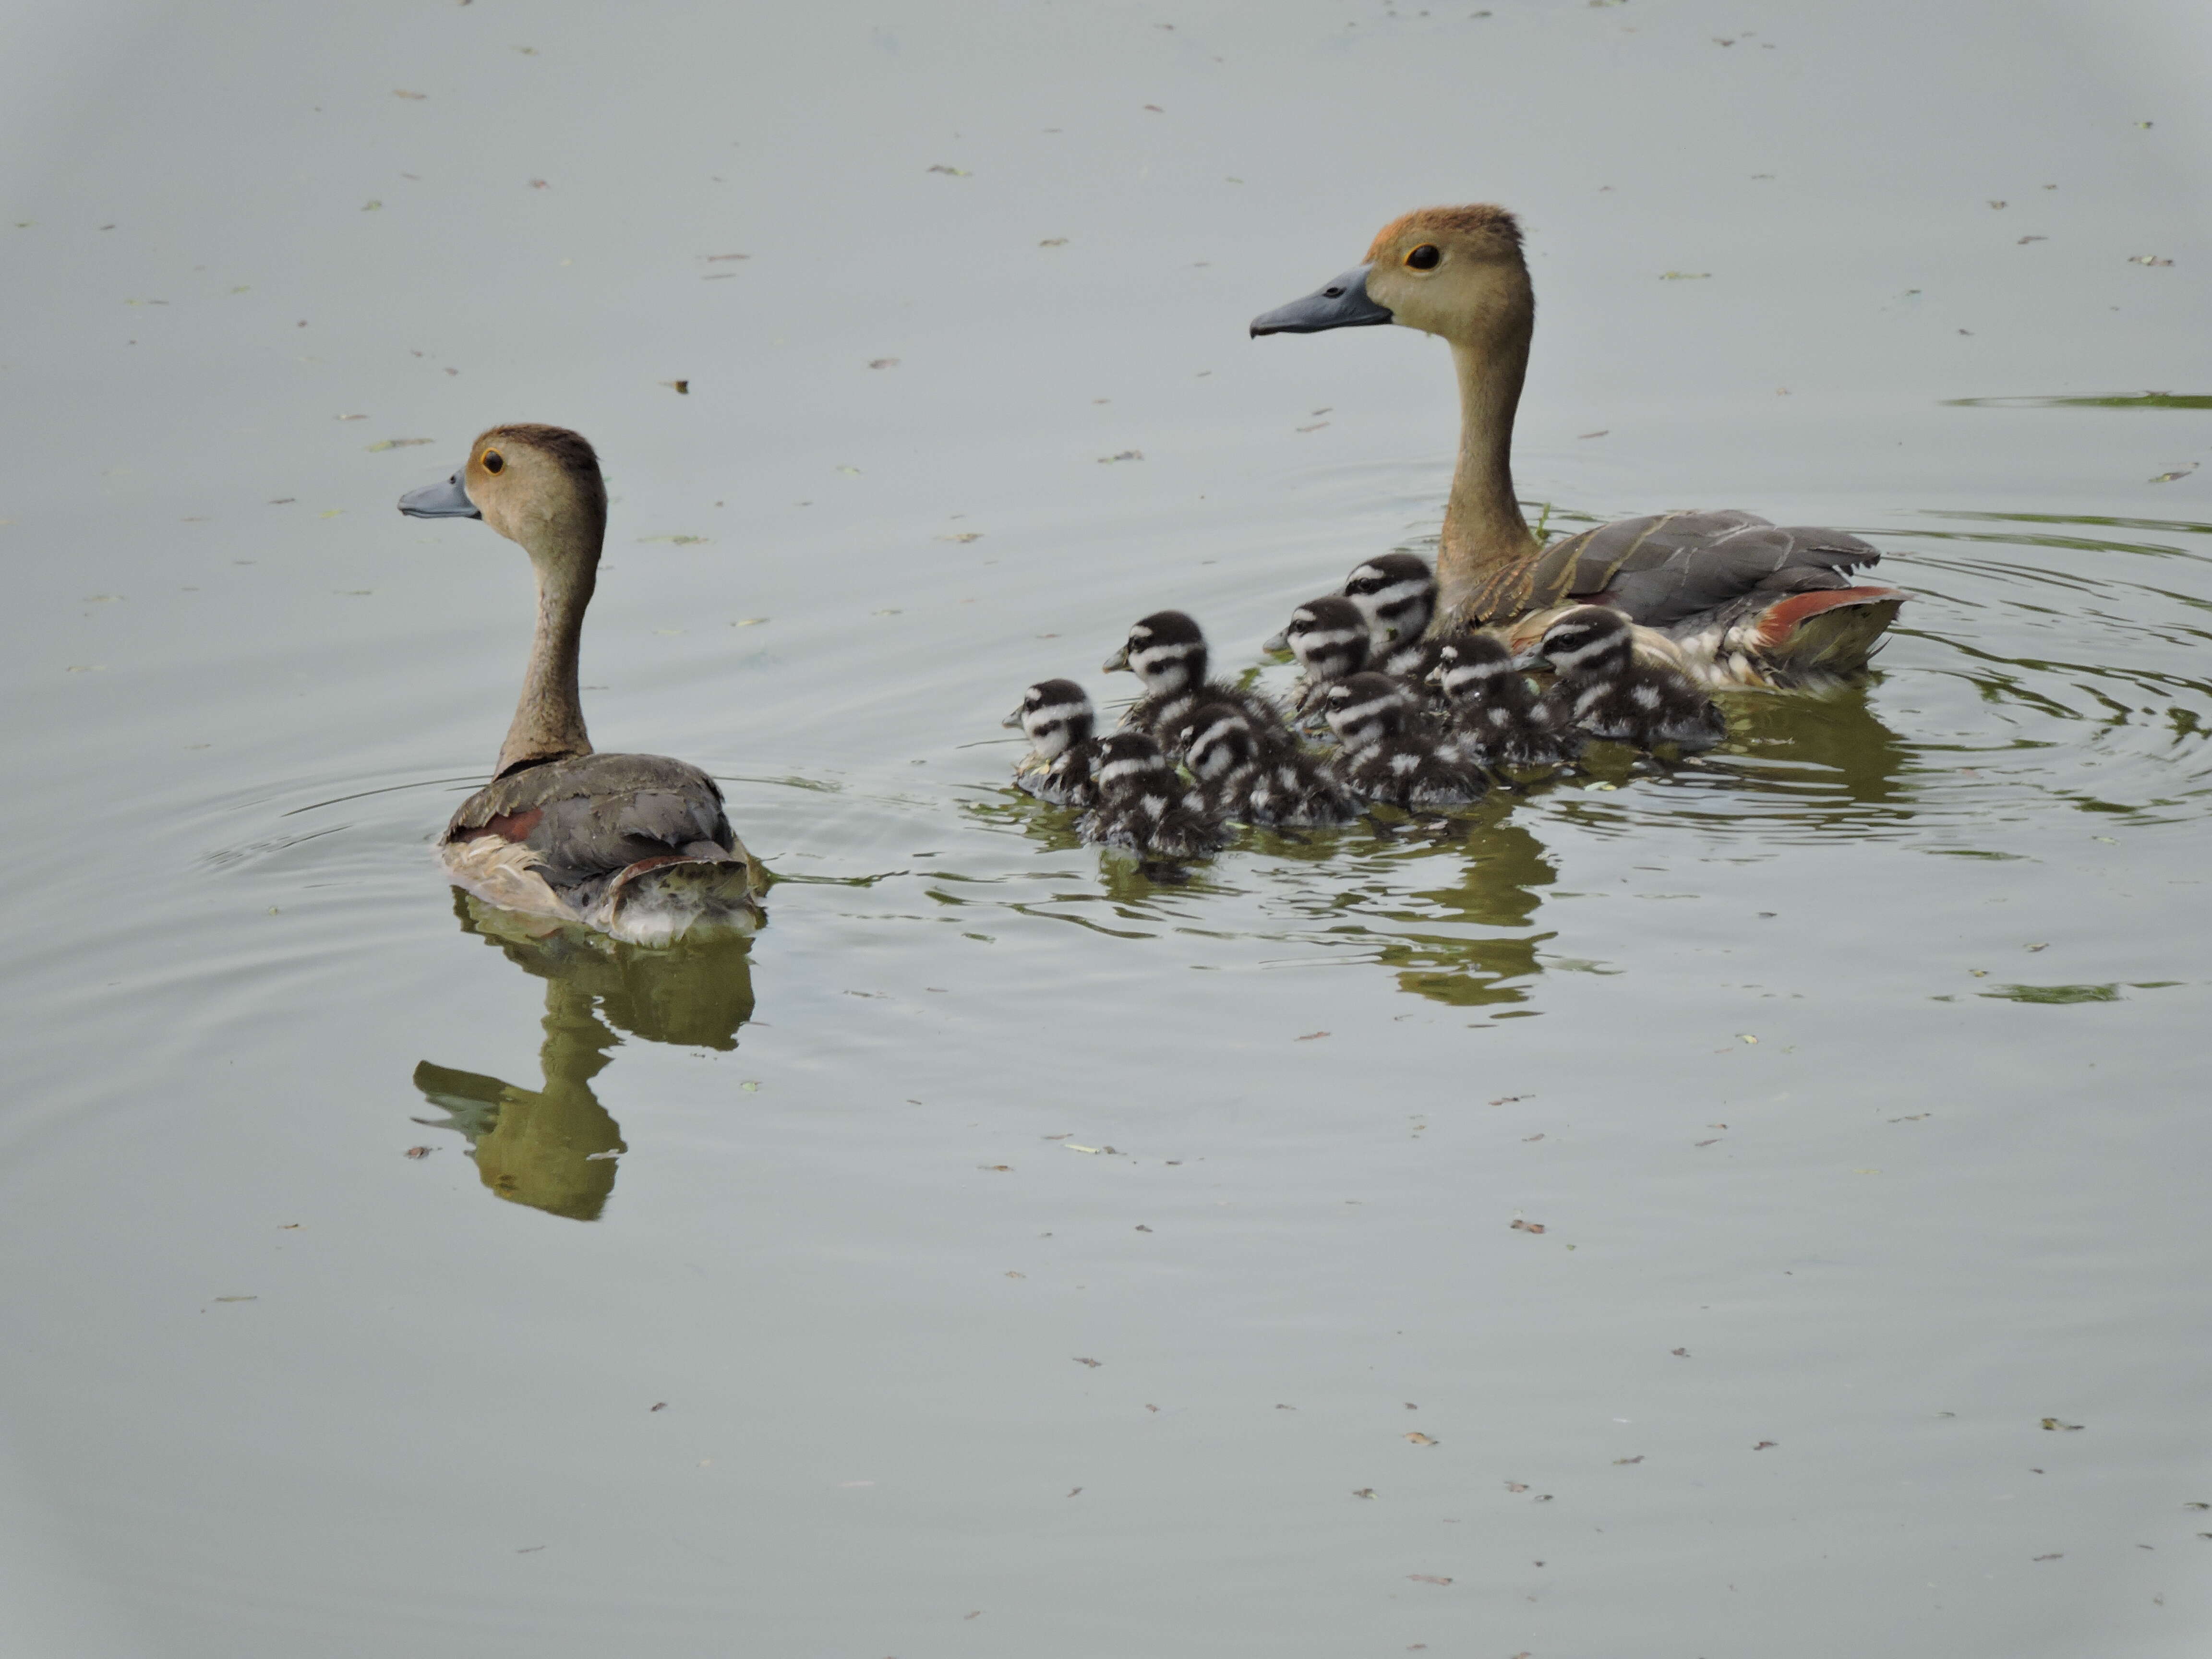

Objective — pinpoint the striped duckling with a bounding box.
[1518,606,1728,755]
[1104,609,1289,756]
[1431,633,1583,771]
[1324,672,1487,808]
[1077,729,1231,859]
[1172,698,1361,829]
[1281,595,1374,721]
[1004,678,1103,808]
[1345,552,1442,680]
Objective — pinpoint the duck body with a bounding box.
[440,754,764,947]
[1522,606,1729,755]
[1433,634,1584,771]
[1105,609,1289,756]
[1324,673,1487,809]
[401,424,764,947]
[1178,698,1362,827]
[1252,204,1905,689]
[1077,731,1230,859]
[1006,678,1103,808]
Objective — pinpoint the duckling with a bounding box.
[1004,678,1103,808]
[1518,605,1728,755]
[1281,595,1373,720]
[1173,699,1362,828]
[1077,730,1230,859]
[1343,552,1442,678]
[1431,633,1584,771]
[398,426,765,946]
[1252,204,1906,686]
[1324,673,1487,808]
[1103,609,1289,756]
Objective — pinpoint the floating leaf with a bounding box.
[1407,1574,1453,1586]
[2129,254,2173,266]
[366,437,434,451]
[926,164,972,176]
[1509,1218,1546,1235]
[1405,1432,1439,1446]
[2040,1418,2085,1431]
[2148,464,2197,483]
[1351,1488,1376,1499]
[1073,1356,1102,1368]
[1097,449,1143,463]
[403,1145,434,1159]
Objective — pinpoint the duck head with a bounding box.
[1251,204,1532,350]
[1343,552,1438,647]
[1430,631,1518,702]
[1323,671,1412,752]
[1177,700,1259,783]
[401,424,608,575]
[1004,677,1096,757]
[1090,729,1174,792]
[1515,605,1635,675]
[1102,609,1209,695]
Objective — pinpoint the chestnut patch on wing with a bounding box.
[1755,586,1902,645]
[482,807,544,842]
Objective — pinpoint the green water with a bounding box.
[4,2,2211,1655]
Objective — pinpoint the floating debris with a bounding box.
[1509,1218,1546,1235]
[926,164,972,177]
[1097,449,1144,464]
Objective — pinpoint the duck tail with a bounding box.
[599,854,767,946]
[1749,587,1905,685]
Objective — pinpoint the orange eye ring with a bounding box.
[1405,244,1441,270]
[481,450,505,474]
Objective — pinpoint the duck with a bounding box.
[1280,595,1374,719]
[1344,553,1446,680]
[1004,678,1103,808]
[1323,673,1488,808]
[398,425,765,945]
[1431,633,1584,771]
[1103,610,1290,755]
[1518,606,1729,755]
[1172,699,1362,828]
[1077,730,1230,859]
[1252,205,1906,687]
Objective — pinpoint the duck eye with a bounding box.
[481,450,505,474]
[1405,244,1441,271]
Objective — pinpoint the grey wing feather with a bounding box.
[1537,511,1884,632]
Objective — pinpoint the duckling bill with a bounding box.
[399,425,765,945]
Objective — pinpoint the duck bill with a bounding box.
[1101,646,1131,673]
[1250,264,1394,336]
[1510,649,1547,672]
[1001,708,1024,729]
[398,469,481,519]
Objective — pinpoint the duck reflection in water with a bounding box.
[410,893,757,1221]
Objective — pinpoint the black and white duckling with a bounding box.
[1003,677,1103,808]
[1518,605,1729,755]
[397,425,765,946]
[1076,730,1231,859]
[1324,672,1487,808]
[1345,552,1442,679]
[1281,595,1374,719]
[1173,699,1362,828]
[1431,633,1584,771]
[1103,609,1289,756]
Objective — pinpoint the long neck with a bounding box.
[1437,326,1537,618]
[495,525,597,777]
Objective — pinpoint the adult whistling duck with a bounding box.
[1252,205,1906,688]
[399,424,765,945]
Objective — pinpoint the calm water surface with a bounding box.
[4,2,2212,1655]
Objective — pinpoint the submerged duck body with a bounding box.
[1324,673,1487,809]
[1006,677,1103,808]
[1523,606,1729,755]
[1077,730,1230,860]
[400,425,764,946]
[1253,205,1905,688]
[1175,698,1361,828]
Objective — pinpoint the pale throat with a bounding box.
[1436,324,1538,615]
[495,516,599,777]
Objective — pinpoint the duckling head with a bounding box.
[1519,605,1635,675]
[1251,204,1531,349]
[1178,700,1258,784]
[1283,596,1370,686]
[1090,729,1173,791]
[1004,677,1095,757]
[1323,671,1412,752]
[1102,609,1208,695]
[1432,631,1519,702]
[400,424,608,576]
[1343,552,1437,647]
